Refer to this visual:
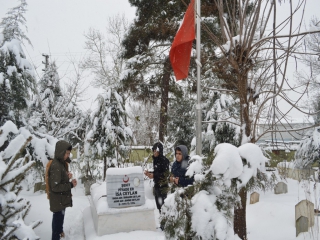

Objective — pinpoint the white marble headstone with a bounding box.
[107,166,145,208]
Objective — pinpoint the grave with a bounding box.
[296,216,308,236]
[274,182,288,194]
[89,166,156,236]
[34,182,46,193]
[250,192,259,204]
[295,200,314,228]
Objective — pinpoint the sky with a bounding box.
[0,0,137,111]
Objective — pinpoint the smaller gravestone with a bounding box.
[295,200,314,227]
[296,216,308,236]
[274,182,288,194]
[250,192,259,204]
[34,182,46,193]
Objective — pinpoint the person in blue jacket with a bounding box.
[170,145,194,187]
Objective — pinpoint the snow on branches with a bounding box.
[294,127,320,168]
[161,143,270,240]
[0,121,41,239]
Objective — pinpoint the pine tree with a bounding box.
[0,0,35,127]
[167,94,195,150]
[28,62,87,147]
[121,0,201,141]
[202,91,240,154]
[85,88,134,179]
[0,120,41,239]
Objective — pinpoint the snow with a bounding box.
[238,143,267,169]
[190,191,233,240]
[210,143,243,180]
[6,65,17,76]
[21,177,320,240]
[0,72,3,84]
[312,128,320,147]
[0,120,19,146]
[0,39,34,75]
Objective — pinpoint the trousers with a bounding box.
[154,186,168,212]
[52,209,65,240]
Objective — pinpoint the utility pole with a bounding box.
[42,54,49,71]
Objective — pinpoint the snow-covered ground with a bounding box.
[22,177,320,240]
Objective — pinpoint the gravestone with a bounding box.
[274,182,288,194]
[89,166,155,236]
[34,182,46,193]
[250,192,259,204]
[295,200,314,228]
[107,166,145,208]
[296,216,308,236]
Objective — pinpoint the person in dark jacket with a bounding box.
[144,142,170,213]
[170,145,194,187]
[49,140,77,240]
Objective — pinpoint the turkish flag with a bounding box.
[169,0,195,81]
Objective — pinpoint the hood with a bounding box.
[152,142,163,156]
[54,140,72,162]
[175,145,188,160]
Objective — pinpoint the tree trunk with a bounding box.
[234,74,250,240]
[159,58,171,142]
[103,156,107,181]
[234,187,247,240]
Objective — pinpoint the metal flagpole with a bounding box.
[195,0,202,155]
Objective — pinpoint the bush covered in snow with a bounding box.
[161,143,276,240]
[0,121,41,239]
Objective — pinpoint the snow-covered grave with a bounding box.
[88,166,156,236]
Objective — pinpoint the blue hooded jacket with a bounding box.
[171,145,194,187]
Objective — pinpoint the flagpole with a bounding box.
[195,0,202,155]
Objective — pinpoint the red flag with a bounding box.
[169,0,195,81]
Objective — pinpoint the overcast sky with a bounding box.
[0,0,137,110]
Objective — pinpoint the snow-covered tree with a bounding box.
[127,101,159,146]
[167,94,195,150]
[294,127,320,168]
[161,143,274,240]
[121,0,207,142]
[202,90,240,154]
[0,0,35,127]
[28,62,87,147]
[0,121,41,239]
[85,88,134,179]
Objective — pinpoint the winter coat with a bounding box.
[171,145,194,187]
[152,142,170,188]
[49,140,73,212]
